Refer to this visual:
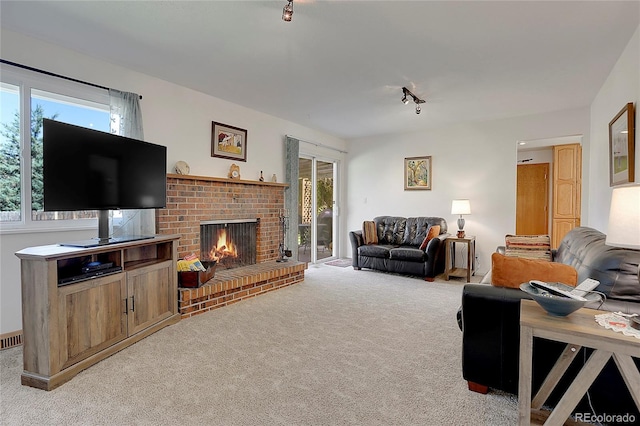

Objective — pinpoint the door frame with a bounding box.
[516,136,582,245]
[298,153,339,263]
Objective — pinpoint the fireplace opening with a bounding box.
[201,219,258,270]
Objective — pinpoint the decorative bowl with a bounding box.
[519,282,602,317]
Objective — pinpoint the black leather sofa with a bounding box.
[349,216,448,281]
[459,227,640,419]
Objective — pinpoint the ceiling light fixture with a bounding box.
[282,0,293,22]
[401,87,425,115]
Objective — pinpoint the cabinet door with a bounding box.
[552,144,581,248]
[57,273,127,370]
[126,260,175,336]
[552,219,579,249]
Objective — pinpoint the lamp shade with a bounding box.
[605,184,640,249]
[451,199,471,215]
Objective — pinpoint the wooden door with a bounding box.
[57,274,127,370]
[552,144,582,248]
[126,260,174,335]
[516,163,549,235]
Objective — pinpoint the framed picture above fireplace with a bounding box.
[211,121,247,162]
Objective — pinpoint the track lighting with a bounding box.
[402,87,410,104]
[282,0,293,22]
[401,87,426,114]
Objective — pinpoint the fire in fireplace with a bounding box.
[200,219,258,270]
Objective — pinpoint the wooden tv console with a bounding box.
[15,235,181,390]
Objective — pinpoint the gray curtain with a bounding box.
[109,89,155,237]
[285,136,299,261]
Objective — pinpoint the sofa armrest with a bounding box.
[461,284,573,396]
[423,233,448,277]
[349,230,364,268]
[424,233,447,253]
[460,283,532,394]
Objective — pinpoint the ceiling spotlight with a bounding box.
[401,87,426,115]
[282,0,293,22]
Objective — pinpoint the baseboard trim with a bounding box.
[1,330,23,350]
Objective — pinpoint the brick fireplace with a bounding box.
[157,175,286,261]
[157,174,306,318]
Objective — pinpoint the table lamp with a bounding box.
[605,184,640,281]
[451,199,471,238]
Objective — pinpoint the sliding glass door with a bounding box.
[298,156,336,263]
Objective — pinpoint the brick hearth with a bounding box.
[157,174,306,316]
[178,261,307,318]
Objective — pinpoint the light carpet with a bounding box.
[0,264,517,425]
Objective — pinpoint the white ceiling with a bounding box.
[1,1,638,140]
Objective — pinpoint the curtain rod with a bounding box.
[0,59,142,100]
[287,134,348,154]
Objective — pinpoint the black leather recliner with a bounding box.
[459,227,640,418]
[349,216,448,281]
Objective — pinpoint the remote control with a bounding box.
[570,278,600,297]
[529,280,587,301]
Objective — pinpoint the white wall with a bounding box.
[0,30,347,179]
[589,26,640,231]
[0,29,347,334]
[517,148,553,165]
[344,107,590,275]
[343,23,639,273]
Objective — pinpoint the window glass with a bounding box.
[0,83,22,222]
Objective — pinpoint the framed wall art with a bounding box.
[211,121,247,162]
[609,102,635,186]
[404,156,432,190]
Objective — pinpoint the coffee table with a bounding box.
[518,300,640,425]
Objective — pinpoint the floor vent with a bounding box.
[0,331,23,350]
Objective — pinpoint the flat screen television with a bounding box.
[43,119,167,247]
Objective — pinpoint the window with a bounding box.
[0,64,110,229]
[0,82,21,222]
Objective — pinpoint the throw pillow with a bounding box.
[490,252,577,289]
[419,225,441,250]
[362,221,378,245]
[504,234,552,261]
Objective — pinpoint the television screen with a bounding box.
[43,119,167,211]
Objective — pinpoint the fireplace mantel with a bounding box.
[166,173,288,188]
